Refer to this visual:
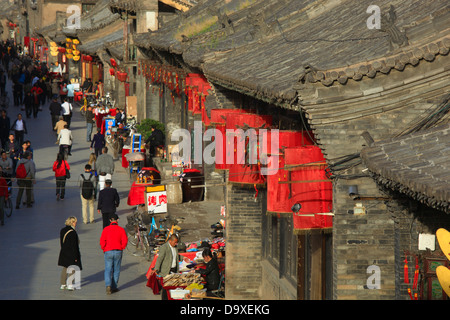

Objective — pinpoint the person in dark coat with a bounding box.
[0,110,10,150]
[195,249,221,291]
[58,216,82,290]
[49,97,62,131]
[23,92,33,119]
[90,128,105,158]
[145,125,164,157]
[97,179,120,228]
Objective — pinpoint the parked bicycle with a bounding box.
[126,211,151,259]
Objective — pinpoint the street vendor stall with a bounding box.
[93,107,117,132]
[127,167,161,206]
[122,146,146,168]
[125,152,146,177]
[146,238,225,300]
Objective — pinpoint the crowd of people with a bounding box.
[0,40,128,296]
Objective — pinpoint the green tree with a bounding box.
[136,118,165,140]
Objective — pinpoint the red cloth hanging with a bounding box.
[227,113,272,184]
[265,131,314,213]
[284,146,333,232]
[210,109,250,170]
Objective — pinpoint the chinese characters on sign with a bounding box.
[145,185,167,213]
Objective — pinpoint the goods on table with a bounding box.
[169,288,190,299]
[163,273,202,287]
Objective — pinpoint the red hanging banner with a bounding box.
[210,109,250,171]
[266,131,315,214]
[284,146,333,233]
[227,113,272,184]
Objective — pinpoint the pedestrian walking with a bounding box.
[57,124,72,157]
[59,82,67,104]
[99,213,127,294]
[51,79,59,99]
[66,81,74,103]
[0,167,9,226]
[30,83,43,118]
[0,109,10,150]
[52,153,70,201]
[90,128,105,158]
[85,105,95,142]
[97,179,119,228]
[23,91,33,118]
[79,164,96,224]
[61,97,72,128]
[5,133,18,173]
[0,70,6,97]
[88,153,98,198]
[0,150,13,179]
[58,216,82,291]
[10,113,27,146]
[96,147,114,191]
[15,151,35,209]
[13,80,23,106]
[49,96,61,131]
[53,116,67,136]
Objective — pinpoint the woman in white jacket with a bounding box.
[57,124,73,157]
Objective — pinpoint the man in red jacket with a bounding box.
[99,213,128,294]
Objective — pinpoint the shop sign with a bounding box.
[145,185,167,213]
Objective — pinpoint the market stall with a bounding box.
[146,236,226,300]
[127,167,161,206]
[122,146,146,168]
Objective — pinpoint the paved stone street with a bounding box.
[0,82,223,300]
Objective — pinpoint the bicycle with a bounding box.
[146,216,182,260]
[126,212,151,259]
[4,187,12,218]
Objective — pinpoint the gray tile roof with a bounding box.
[360,121,450,213]
[134,0,450,105]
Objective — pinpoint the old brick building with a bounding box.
[133,0,450,300]
[31,0,450,300]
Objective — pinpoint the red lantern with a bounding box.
[285,146,333,232]
[110,58,117,67]
[116,71,127,82]
[83,55,92,62]
[58,47,66,53]
[109,68,115,76]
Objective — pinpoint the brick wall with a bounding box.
[225,183,263,299]
[303,55,450,300]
